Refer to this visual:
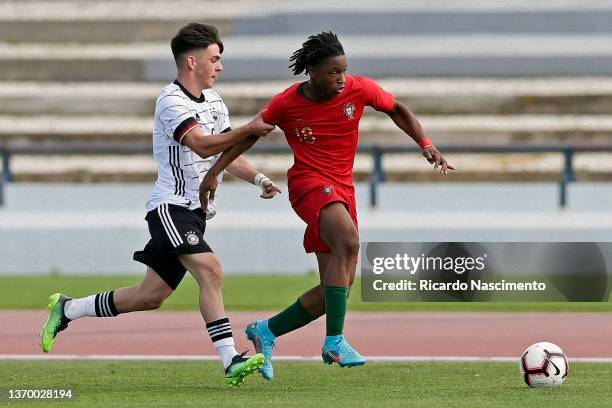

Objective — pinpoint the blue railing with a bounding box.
[1,142,610,208]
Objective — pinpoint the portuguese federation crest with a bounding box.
[342,102,355,120]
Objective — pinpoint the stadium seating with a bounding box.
[1,0,612,181]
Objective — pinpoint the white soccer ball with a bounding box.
[519,342,569,387]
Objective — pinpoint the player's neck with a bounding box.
[302,81,333,103]
[175,74,206,99]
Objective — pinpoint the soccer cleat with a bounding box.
[224,351,265,387]
[321,334,366,367]
[244,320,276,380]
[39,293,72,353]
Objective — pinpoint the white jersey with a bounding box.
[146,80,231,218]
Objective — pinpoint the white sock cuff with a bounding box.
[63,295,97,320]
[213,337,235,349]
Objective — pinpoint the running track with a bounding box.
[1,311,611,359]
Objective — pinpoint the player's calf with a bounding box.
[138,295,165,310]
[129,286,170,311]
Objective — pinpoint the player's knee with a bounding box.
[201,258,223,290]
[334,232,359,259]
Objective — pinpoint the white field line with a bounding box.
[1,355,612,363]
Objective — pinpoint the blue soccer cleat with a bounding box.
[322,334,366,367]
[244,319,276,380]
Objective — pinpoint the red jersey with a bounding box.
[262,75,395,190]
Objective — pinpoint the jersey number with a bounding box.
[295,127,316,144]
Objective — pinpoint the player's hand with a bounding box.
[422,145,455,175]
[260,179,282,199]
[247,111,275,137]
[199,172,218,210]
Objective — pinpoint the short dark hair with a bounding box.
[171,23,224,65]
[289,31,344,75]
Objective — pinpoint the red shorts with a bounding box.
[288,178,358,253]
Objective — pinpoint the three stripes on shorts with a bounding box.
[157,202,184,248]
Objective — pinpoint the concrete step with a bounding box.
[3,0,612,44]
[2,114,612,145]
[7,152,612,183]
[233,1,612,35]
[5,35,612,81]
[0,1,265,43]
[0,20,231,44]
[5,78,612,116]
[0,1,255,20]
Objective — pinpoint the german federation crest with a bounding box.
[186,231,200,245]
[342,102,355,120]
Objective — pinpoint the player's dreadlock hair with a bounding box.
[289,31,345,75]
[171,23,224,65]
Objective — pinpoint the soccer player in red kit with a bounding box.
[199,32,454,380]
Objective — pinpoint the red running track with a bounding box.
[1,311,611,358]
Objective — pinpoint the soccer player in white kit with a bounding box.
[39,23,279,387]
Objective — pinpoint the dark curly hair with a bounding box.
[289,31,344,75]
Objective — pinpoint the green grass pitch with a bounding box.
[1,275,611,312]
[1,361,611,407]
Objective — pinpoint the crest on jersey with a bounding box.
[342,102,355,120]
[323,185,333,195]
[186,231,200,246]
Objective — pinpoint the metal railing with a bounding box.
[1,142,610,208]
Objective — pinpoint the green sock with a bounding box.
[268,298,317,337]
[324,285,348,336]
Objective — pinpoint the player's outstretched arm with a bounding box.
[199,135,261,209]
[183,111,274,158]
[226,155,281,199]
[386,101,455,175]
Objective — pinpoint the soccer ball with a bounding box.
[519,342,569,387]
